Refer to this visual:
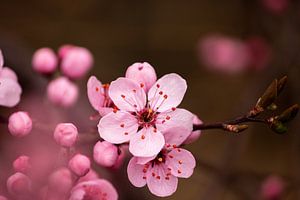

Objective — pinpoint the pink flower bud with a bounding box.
[61,47,93,79]
[262,0,289,14]
[7,172,31,196]
[0,78,22,107]
[78,169,99,183]
[0,195,7,200]
[48,167,73,195]
[0,67,18,81]
[32,48,58,74]
[261,176,284,200]
[47,77,79,107]
[125,62,157,92]
[93,141,118,167]
[58,44,74,59]
[68,154,91,177]
[13,155,31,174]
[8,111,32,137]
[184,115,202,144]
[54,123,78,147]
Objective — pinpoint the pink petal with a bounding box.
[156,108,194,133]
[146,165,178,197]
[87,76,105,111]
[98,111,138,144]
[0,50,3,70]
[109,78,146,112]
[0,67,18,81]
[127,157,147,187]
[136,156,156,165]
[125,62,157,92]
[183,114,202,144]
[166,148,196,178]
[163,127,191,147]
[148,73,187,112]
[129,127,165,157]
[0,78,22,107]
[98,107,113,117]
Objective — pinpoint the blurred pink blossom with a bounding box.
[68,154,91,177]
[7,172,32,197]
[0,67,18,81]
[53,123,78,148]
[261,175,285,200]
[47,76,79,107]
[262,0,289,14]
[32,47,58,74]
[93,141,119,168]
[13,155,31,174]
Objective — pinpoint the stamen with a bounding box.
[121,94,125,98]
[156,176,160,180]
[166,116,171,120]
[165,177,170,180]
[156,84,160,88]
[157,157,163,162]
[140,83,144,88]
[141,135,145,140]
[95,87,99,92]
[177,170,182,174]
[124,132,128,135]
[178,160,183,164]
[159,91,163,95]
[120,124,125,128]
[172,107,176,111]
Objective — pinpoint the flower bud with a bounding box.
[13,155,31,174]
[125,62,157,92]
[54,123,78,147]
[47,77,79,107]
[7,172,31,196]
[61,47,93,79]
[48,167,73,195]
[32,48,58,74]
[78,169,99,183]
[0,67,18,81]
[8,111,32,137]
[68,154,91,177]
[93,141,118,167]
[184,115,202,144]
[58,44,74,59]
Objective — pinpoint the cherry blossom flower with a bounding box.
[32,48,58,74]
[8,111,32,137]
[13,155,31,174]
[127,127,196,197]
[87,76,113,116]
[69,179,118,200]
[98,73,194,157]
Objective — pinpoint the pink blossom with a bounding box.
[261,175,284,200]
[70,179,118,200]
[93,141,119,167]
[48,167,73,195]
[61,46,93,79]
[53,123,78,147]
[98,73,193,157]
[69,154,91,177]
[0,67,18,81]
[47,76,79,107]
[125,62,157,92]
[262,0,289,14]
[127,127,196,197]
[0,78,22,107]
[183,114,202,144]
[87,76,113,116]
[199,35,250,74]
[8,111,32,137]
[58,44,74,58]
[13,155,31,174]
[7,172,32,196]
[32,47,58,74]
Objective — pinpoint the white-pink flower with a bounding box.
[98,73,193,157]
[69,179,118,200]
[127,127,196,197]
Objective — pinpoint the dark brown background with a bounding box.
[0,0,299,199]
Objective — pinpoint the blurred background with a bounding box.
[0,0,299,199]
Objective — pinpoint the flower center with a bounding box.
[138,108,157,127]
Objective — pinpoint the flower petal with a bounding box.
[87,76,105,111]
[0,78,22,107]
[109,77,146,112]
[136,156,156,165]
[0,67,18,81]
[146,165,178,197]
[0,50,3,70]
[148,73,187,112]
[125,62,157,92]
[183,114,202,144]
[163,127,191,147]
[129,127,165,157]
[98,111,138,144]
[127,157,147,187]
[156,108,194,133]
[166,148,196,178]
